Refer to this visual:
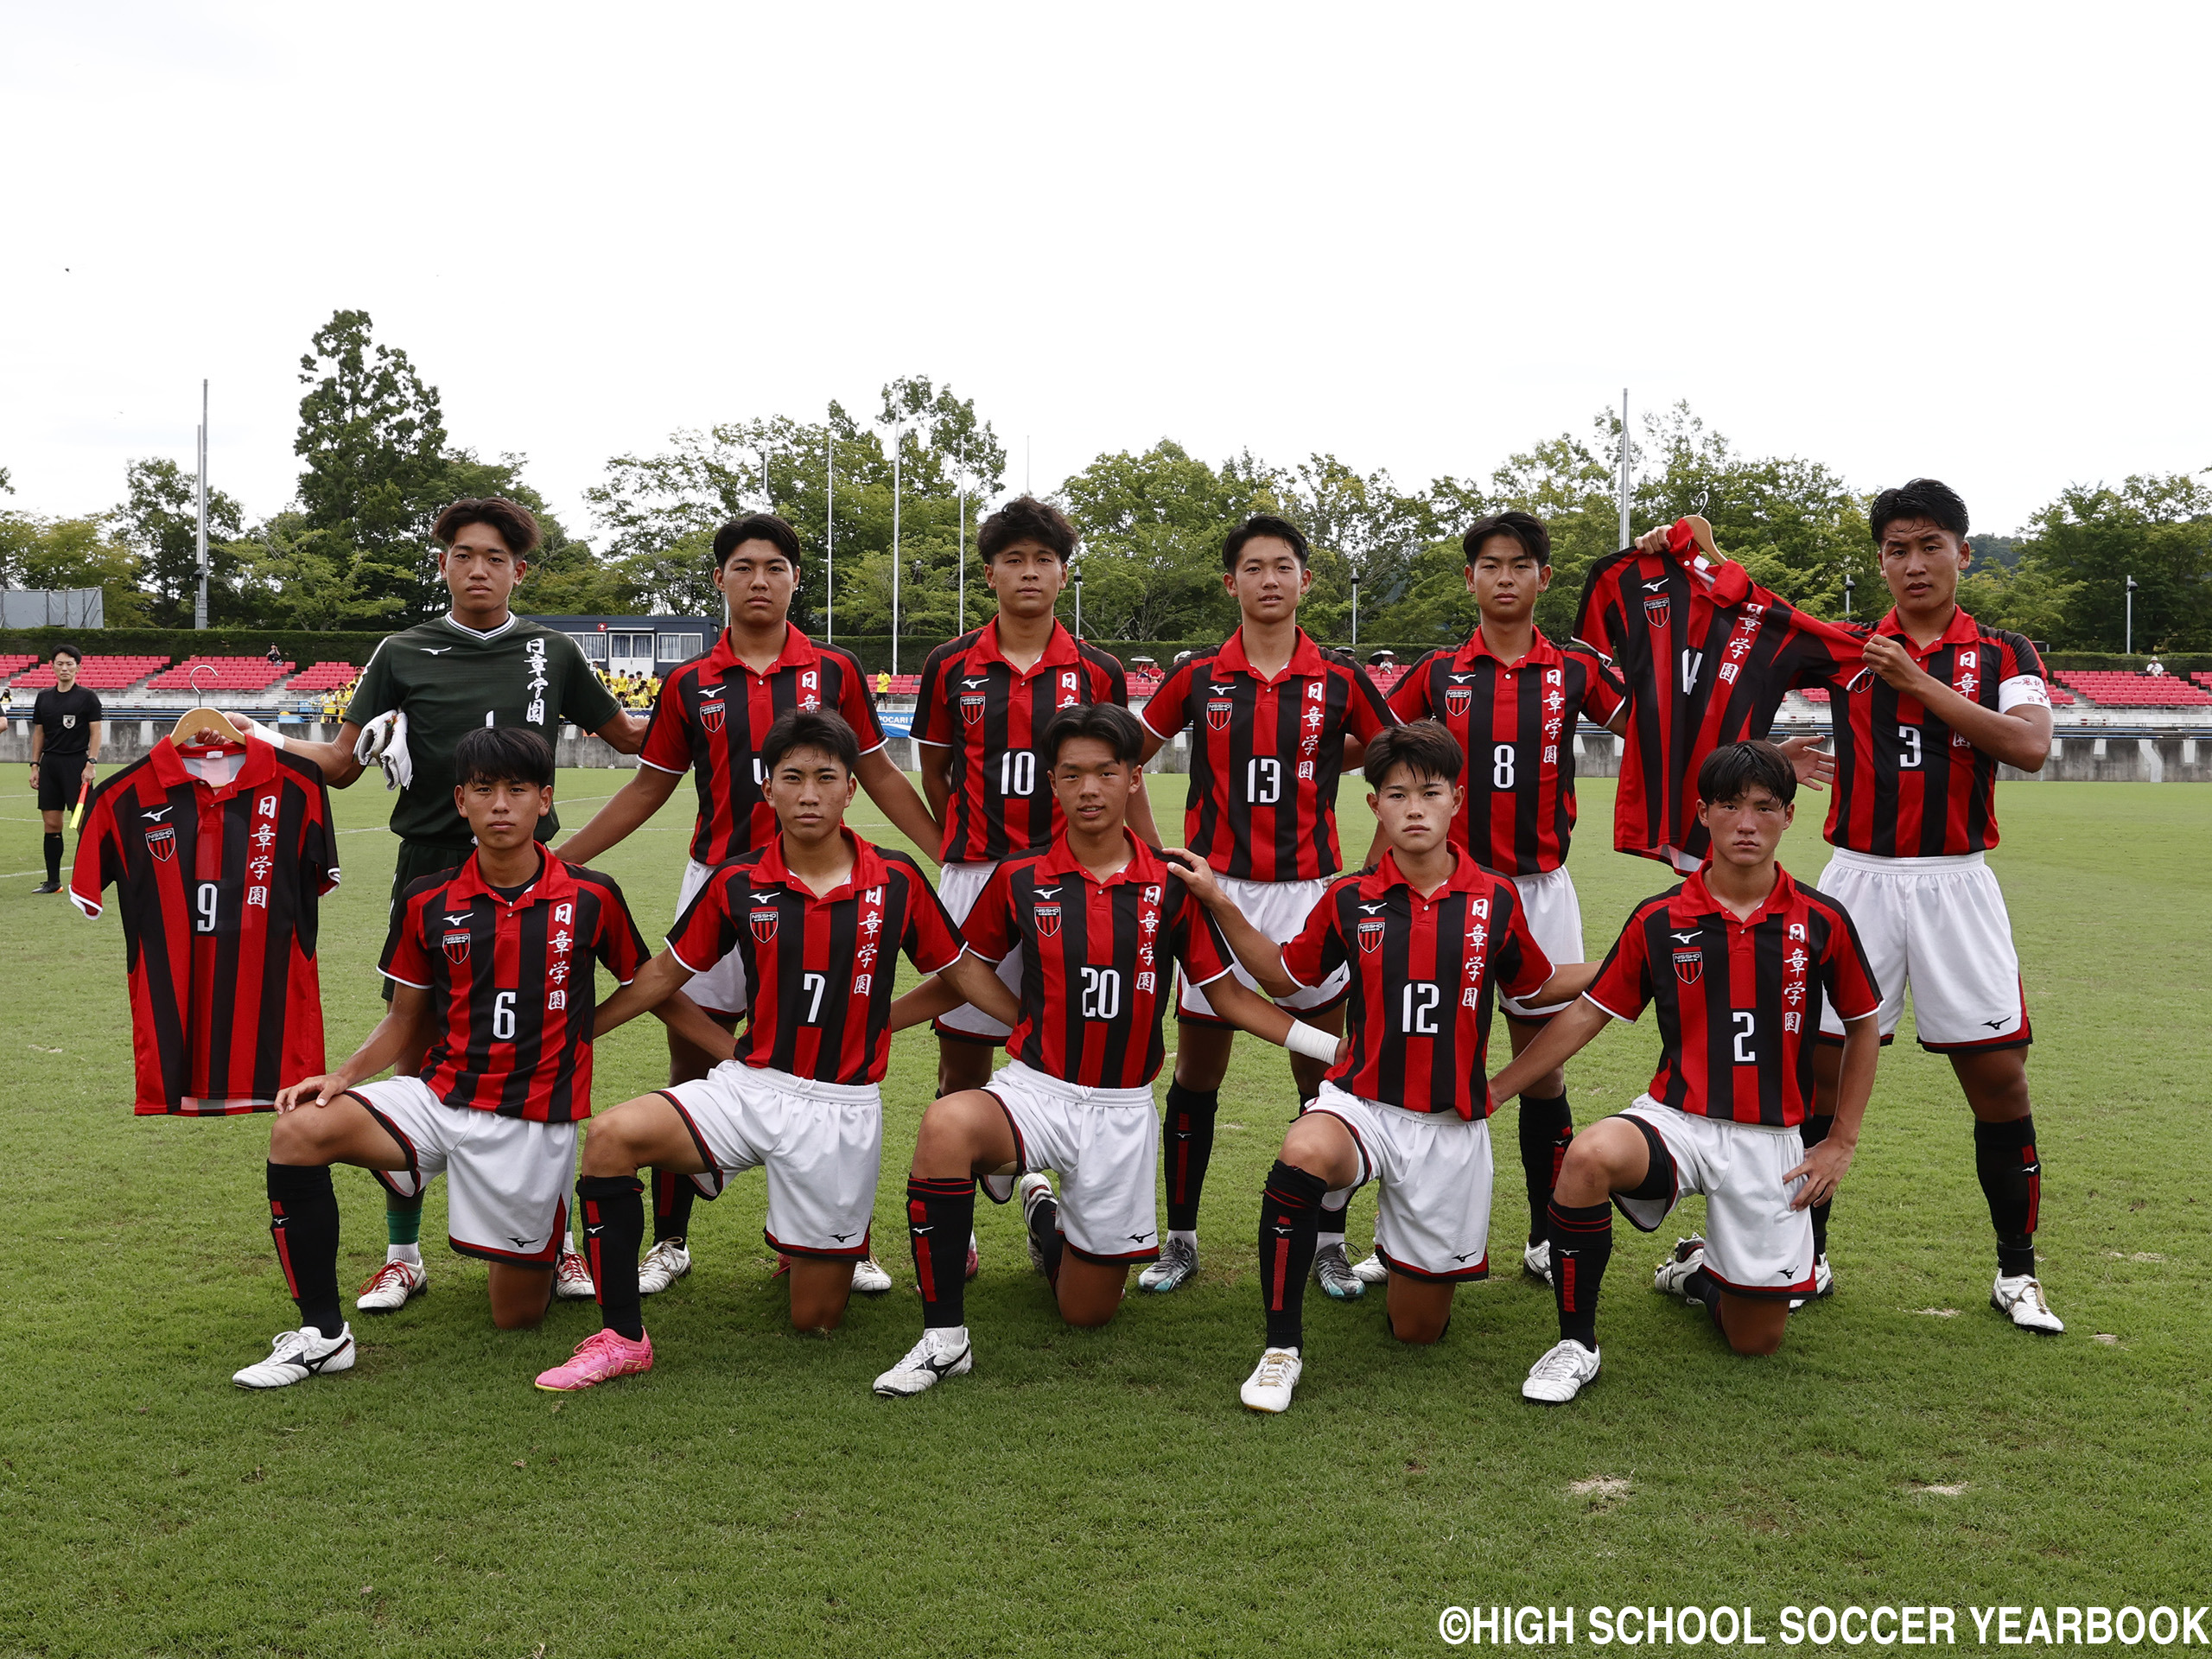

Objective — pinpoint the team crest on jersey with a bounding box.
[1671,945,1703,985]
[1643,593,1671,629]
[1033,901,1062,938]
[698,700,727,734]
[961,692,988,726]
[1444,685,1472,718]
[61,715,76,729]
[1357,917,1386,953]
[442,930,471,964]
[750,906,779,943]
[1206,698,1235,731]
[144,824,176,862]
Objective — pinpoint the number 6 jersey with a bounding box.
[70,739,340,1115]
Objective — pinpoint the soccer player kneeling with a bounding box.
[235,728,723,1389]
[1491,741,1882,1405]
[534,712,1015,1391]
[873,704,1313,1398]
[1173,720,1598,1414]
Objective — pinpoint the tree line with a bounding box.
[3,309,2208,652]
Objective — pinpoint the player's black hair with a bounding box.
[760,708,860,777]
[1362,720,1464,788]
[1869,478,1969,546]
[1696,739,1796,808]
[1462,510,1550,564]
[1221,513,1310,571]
[712,512,804,569]
[1042,702,1145,767]
[979,496,1077,563]
[434,497,542,558]
[454,725,556,790]
[50,642,83,664]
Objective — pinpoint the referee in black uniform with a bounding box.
[29,645,102,894]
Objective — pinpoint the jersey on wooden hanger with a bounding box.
[70,738,340,1115]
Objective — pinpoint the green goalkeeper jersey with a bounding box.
[346,612,623,843]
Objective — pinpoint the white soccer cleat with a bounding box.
[1017,1173,1056,1274]
[1992,1273,2064,1334]
[872,1327,974,1397]
[1790,1251,1834,1311]
[850,1256,893,1295]
[1350,1249,1389,1286]
[1139,1235,1198,1294]
[354,1258,427,1313]
[233,1325,356,1389]
[554,1245,596,1300]
[1521,1339,1601,1405]
[1239,1347,1304,1414]
[636,1238,691,1297]
[1522,1237,1554,1285]
[1652,1236,1707,1300]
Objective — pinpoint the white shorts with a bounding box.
[674,858,751,1017]
[1178,873,1351,1021]
[1615,1099,1814,1300]
[934,860,1024,1041]
[1499,866,1583,1020]
[1813,848,2030,1051]
[660,1064,883,1259]
[981,1060,1160,1264]
[1309,1081,1495,1281]
[351,1076,576,1267]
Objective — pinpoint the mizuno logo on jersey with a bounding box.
[962,677,989,690]
[1670,931,1700,944]
[421,646,451,655]
[1448,673,1476,683]
[1358,902,1387,914]
[1642,578,1669,591]
[142,806,175,823]
[446,913,472,926]
[1033,887,1061,899]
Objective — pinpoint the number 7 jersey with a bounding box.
[70,739,340,1115]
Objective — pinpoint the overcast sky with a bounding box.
[4,2,2206,542]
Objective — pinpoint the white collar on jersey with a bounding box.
[440,612,518,642]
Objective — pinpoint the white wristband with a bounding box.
[1285,1020,1339,1064]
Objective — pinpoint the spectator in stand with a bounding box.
[2145,656,2166,677]
[266,643,283,665]
[877,671,891,696]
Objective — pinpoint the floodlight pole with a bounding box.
[957,459,967,636]
[889,425,904,676]
[824,425,834,641]
[2126,575,2137,655]
[1617,387,1630,550]
[1350,570,1361,648]
[194,379,209,630]
[1073,568,1083,637]
[1842,563,1854,621]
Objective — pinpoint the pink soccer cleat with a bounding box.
[534,1328,653,1392]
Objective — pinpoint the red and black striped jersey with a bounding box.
[1283,849,1551,1120]
[962,833,1231,1089]
[1139,627,1395,880]
[914,620,1128,863]
[1583,865,1880,1128]
[70,739,340,1116]
[380,850,651,1123]
[1575,534,1860,866]
[639,626,886,865]
[1821,607,2049,857]
[1388,629,1626,875]
[666,831,964,1086]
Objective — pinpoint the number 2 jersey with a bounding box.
[70,738,340,1116]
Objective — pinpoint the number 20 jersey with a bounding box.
[71,739,340,1115]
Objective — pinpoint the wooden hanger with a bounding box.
[169,663,246,747]
[1675,511,1722,563]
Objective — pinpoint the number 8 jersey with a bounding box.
[71,739,340,1116]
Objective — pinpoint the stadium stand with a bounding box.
[1797,681,2076,706]
[2055,671,2212,709]
[0,653,37,683]
[2191,671,2212,696]
[286,661,362,693]
[10,655,169,690]
[146,655,295,692]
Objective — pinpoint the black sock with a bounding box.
[43,832,62,882]
[1318,1186,1350,1245]
[267,1162,343,1338]
[1259,1160,1329,1351]
[652,1169,695,1245]
[1517,1091,1574,1243]
[908,1177,976,1329]
[1974,1116,2042,1278]
[578,1174,645,1339]
[1681,1265,1726,1327]
[1548,1199,1613,1351]
[1162,1083,1219,1234]
[1027,1191,1065,1287]
[1802,1113,1834,1259]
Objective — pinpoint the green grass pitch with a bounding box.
[1,771,2206,1656]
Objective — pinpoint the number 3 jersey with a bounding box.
[1582,865,1880,1128]
[666,830,965,1085]
[380,850,651,1122]
[70,739,340,1116]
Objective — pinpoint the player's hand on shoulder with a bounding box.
[1777,734,1835,791]
[1159,846,1223,904]
[276,1073,349,1113]
[1635,526,1672,556]
[1784,1135,1855,1210]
